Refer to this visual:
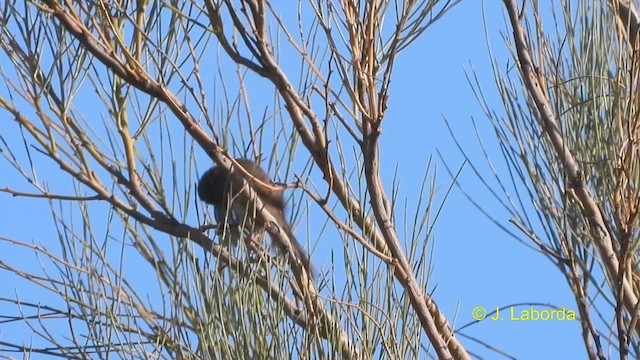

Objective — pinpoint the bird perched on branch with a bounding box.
[198,158,314,276]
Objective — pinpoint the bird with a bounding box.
[198,158,314,276]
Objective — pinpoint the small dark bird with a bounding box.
[198,158,313,275]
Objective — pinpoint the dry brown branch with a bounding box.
[504,0,640,338]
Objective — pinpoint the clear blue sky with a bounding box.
[377,1,585,357]
[0,1,591,358]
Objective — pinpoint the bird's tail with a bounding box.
[282,225,316,279]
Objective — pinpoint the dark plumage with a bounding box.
[198,158,313,276]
